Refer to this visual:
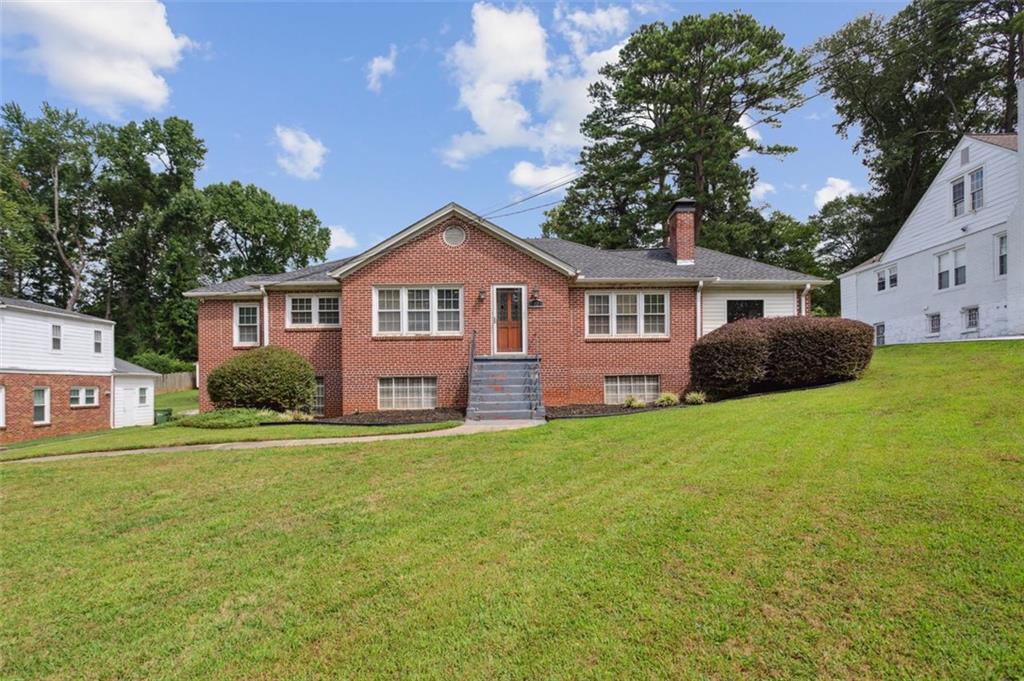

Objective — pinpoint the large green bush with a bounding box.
[691,316,874,396]
[206,346,316,412]
[131,351,194,374]
[689,320,770,396]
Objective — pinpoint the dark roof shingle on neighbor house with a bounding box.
[966,132,1018,151]
[185,257,352,296]
[114,358,160,376]
[0,295,116,324]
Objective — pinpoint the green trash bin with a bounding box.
[154,408,172,424]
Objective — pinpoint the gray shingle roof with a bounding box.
[185,257,351,296]
[114,358,160,376]
[0,295,116,323]
[524,238,822,282]
[966,133,1017,151]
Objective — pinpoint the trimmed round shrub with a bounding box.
[690,316,874,396]
[689,319,770,396]
[206,345,316,412]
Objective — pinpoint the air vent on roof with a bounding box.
[961,147,970,166]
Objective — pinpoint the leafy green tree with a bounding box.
[542,12,808,249]
[202,181,330,281]
[0,157,39,296]
[814,1,1003,250]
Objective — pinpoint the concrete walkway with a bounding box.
[3,420,545,465]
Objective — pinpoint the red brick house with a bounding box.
[0,297,158,444]
[187,200,827,419]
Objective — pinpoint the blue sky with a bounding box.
[2,1,904,260]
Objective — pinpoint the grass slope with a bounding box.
[155,389,199,413]
[2,341,1022,679]
[0,420,461,461]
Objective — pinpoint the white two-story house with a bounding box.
[840,127,1024,345]
[0,296,158,444]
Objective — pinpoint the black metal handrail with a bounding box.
[528,332,541,417]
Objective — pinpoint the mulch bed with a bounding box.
[313,408,465,426]
[545,404,665,419]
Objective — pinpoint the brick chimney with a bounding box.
[665,198,697,265]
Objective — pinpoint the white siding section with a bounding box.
[840,135,1023,344]
[702,288,799,335]
[885,139,1016,261]
[0,307,115,373]
[113,376,155,428]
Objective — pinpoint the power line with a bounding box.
[486,199,564,219]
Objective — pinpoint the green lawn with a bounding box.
[155,388,199,413]
[2,341,1022,679]
[0,420,461,461]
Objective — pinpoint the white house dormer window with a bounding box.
[233,303,260,346]
[969,168,983,211]
[875,265,897,292]
[94,330,102,354]
[51,324,61,351]
[952,178,965,217]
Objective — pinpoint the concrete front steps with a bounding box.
[467,356,545,421]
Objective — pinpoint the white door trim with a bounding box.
[490,284,528,355]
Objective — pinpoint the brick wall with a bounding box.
[1,373,112,444]
[196,292,343,415]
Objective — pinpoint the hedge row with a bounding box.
[131,351,194,374]
[690,316,874,397]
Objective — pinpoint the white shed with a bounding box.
[112,358,158,428]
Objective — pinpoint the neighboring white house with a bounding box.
[0,296,158,443]
[840,129,1024,345]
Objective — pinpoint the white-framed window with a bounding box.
[874,323,885,347]
[313,377,325,417]
[93,330,102,354]
[138,387,148,405]
[875,265,897,292]
[969,168,983,211]
[937,247,966,290]
[378,377,437,410]
[585,291,668,337]
[927,313,940,336]
[996,233,1008,277]
[51,324,61,351]
[286,294,341,327]
[33,387,50,424]
[372,287,463,336]
[604,375,660,405]
[233,303,260,346]
[963,306,979,331]
[70,386,99,407]
[0,385,5,428]
[952,178,965,217]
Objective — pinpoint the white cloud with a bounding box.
[443,2,628,169]
[508,161,576,191]
[814,177,859,210]
[366,44,397,93]
[752,181,776,201]
[1,0,193,117]
[328,226,358,251]
[274,126,328,180]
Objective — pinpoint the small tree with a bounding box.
[206,346,316,412]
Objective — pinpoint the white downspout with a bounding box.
[801,283,811,316]
[260,285,270,346]
[695,280,704,338]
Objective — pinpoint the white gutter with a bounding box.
[696,280,704,338]
[801,283,811,316]
[260,285,270,346]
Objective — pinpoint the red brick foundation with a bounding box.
[0,373,112,444]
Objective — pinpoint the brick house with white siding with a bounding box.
[0,297,157,444]
[187,200,827,419]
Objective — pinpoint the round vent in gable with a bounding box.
[442,225,467,247]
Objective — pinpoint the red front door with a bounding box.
[495,288,523,353]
